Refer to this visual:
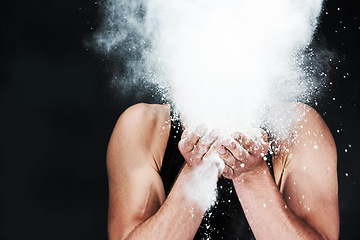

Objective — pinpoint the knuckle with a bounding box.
[222,150,230,158]
[181,129,188,139]
[178,140,185,151]
[227,141,236,150]
[178,140,186,150]
[193,125,208,137]
[184,139,194,148]
[178,139,192,153]
[199,138,212,148]
[231,132,241,140]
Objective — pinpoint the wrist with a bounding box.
[233,160,269,187]
[178,159,222,210]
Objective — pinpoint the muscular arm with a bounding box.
[107,104,210,240]
[224,104,339,239]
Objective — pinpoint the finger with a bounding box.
[260,129,268,143]
[191,124,208,137]
[192,129,219,159]
[232,132,261,156]
[181,128,189,140]
[180,124,207,140]
[217,145,238,168]
[220,138,250,161]
[179,125,207,154]
[217,144,246,179]
[178,133,200,157]
[200,129,219,146]
[191,130,219,166]
[259,129,270,156]
[222,164,235,179]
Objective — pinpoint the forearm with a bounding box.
[124,165,206,240]
[233,163,324,240]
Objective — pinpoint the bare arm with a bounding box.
[107,104,219,240]
[217,104,339,240]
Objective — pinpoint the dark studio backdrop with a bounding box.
[0,0,359,239]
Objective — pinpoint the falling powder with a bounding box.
[94,0,327,209]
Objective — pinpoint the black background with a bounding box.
[1,0,359,239]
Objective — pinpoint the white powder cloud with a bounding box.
[93,0,328,208]
[94,0,325,138]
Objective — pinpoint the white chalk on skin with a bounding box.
[183,151,225,211]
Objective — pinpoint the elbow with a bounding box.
[108,231,129,240]
[108,223,132,240]
[320,219,340,240]
[321,230,339,240]
[311,225,339,240]
[108,221,141,240]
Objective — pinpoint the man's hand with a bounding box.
[217,130,269,179]
[178,125,219,167]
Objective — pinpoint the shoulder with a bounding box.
[274,102,336,156]
[273,103,337,186]
[291,103,336,156]
[116,103,170,130]
[107,103,171,171]
[293,103,329,131]
[112,103,170,142]
[291,103,337,170]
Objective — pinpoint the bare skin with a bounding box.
[107,103,339,240]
